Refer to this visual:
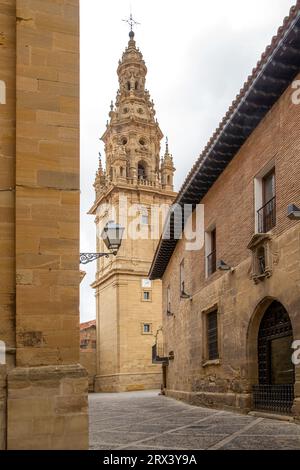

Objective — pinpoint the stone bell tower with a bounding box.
[89,30,176,392]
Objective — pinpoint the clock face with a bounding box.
[142,279,152,288]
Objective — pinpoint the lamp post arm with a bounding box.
[80,252,115,265]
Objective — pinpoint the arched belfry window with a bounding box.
[127,81,131,91]
[135,81,139,90]
[138,161,147,180]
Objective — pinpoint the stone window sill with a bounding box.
[202,359,221,368]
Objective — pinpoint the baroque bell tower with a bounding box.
[89,28,176,392]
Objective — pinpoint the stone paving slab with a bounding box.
[222,436,300,450]
[89,390,300,450]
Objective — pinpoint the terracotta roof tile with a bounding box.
[80,320,96,330]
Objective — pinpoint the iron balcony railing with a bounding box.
[252,384,294,415]
[257,196,276,233]
[152,344,169,365]
[207,250,217,276]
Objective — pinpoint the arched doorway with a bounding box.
[253,300,295,414]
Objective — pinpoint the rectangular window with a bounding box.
[167,285,171,314]
[205,228,217,277]
[141,212,149,225]
[255,165,276,233]
[142,323,152,334]
[142,291,151,301]
[207,310,219,360]
[180,260,185,295]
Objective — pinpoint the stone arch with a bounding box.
[247,296,293,385]
[247,296,297,414]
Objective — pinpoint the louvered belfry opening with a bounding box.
[253,301,295,414]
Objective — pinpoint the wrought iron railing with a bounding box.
[252,384,294,415]
[207,250,216,276]
[257,196,276,233]
[152,344,169,365]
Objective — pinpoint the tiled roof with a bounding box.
[149,2,300,280]
[80,320,96,330]
[179,1,300,200]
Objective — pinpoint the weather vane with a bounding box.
[122,13,140,32]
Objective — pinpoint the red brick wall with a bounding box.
[185,76,300,295]
[161,77,300,409]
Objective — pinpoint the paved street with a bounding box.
[89,390,300,450]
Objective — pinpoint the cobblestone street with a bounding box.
[89,391,300,450]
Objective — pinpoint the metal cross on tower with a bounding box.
[122,13,140,32]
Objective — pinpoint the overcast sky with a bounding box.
[80,0,295,322]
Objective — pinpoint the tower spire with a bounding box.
[165,136,169,155]
[122,13,140,38]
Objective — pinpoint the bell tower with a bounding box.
[89,29,176,392]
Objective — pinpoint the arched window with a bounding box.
[167,175,171,185]
[138,162,147,180]
[120,167,124,177]
[127,81,131,91]
[135,81,139,90]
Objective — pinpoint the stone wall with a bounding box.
[7,365,88,450]
[95,271,163,392]
[0,0,88,449]
[80,350,96,392]
[162,78,300,418]
[0,0,16,451]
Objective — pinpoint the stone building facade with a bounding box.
[150,4,300,419]
[89,31,176,392]
[80,320,96,392]
[0,0,88,449]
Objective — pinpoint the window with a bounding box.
[180,260,185,295]
[80,339,89,350]
[142,291,151,302]
[205,228,216,277]
[142,323,152,334]
[167,285,171,314]
[141,214,148,225]
[207,310,219,360]
[138,162,146,180]
[255,165,276,233]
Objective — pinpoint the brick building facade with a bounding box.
[150,4,300,419]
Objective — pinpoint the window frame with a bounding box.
[141,290,152,302]
[202,306,221,366]
[254,162,276,234]
[205,226,217,278]
[180,259,185,295]
[167,285,171,314]
[141,323,152,335]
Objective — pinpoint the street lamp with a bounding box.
[80,221,125,265]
